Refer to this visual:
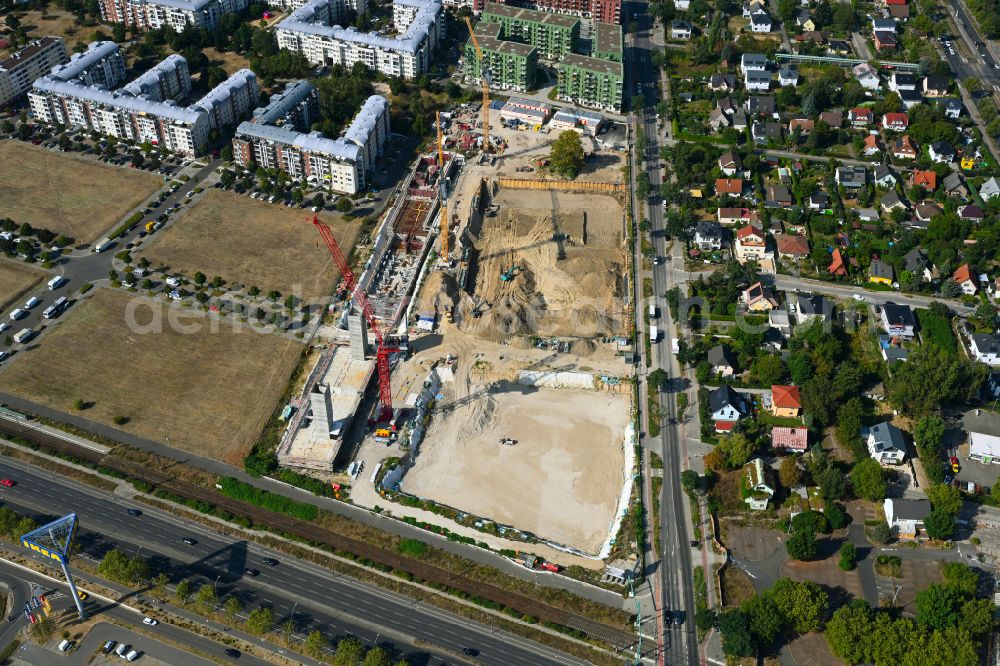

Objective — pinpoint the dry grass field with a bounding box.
[139,189,360,301]
[0,261,45,312]
[0,141,160,244]
[0,9,115,57]
[202,48,252,75]
[0,289,304,464]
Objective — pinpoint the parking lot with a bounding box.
[954,410,1000,492]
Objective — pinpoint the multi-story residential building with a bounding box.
[555,53,622,112]
[29,50,259,156]
[48,41,126,88]
[120,54,191,101]
[98,0,252,32]
[0,37,69,108]
[275,0,442,79]
[592,22,622,61]
[473,0,620,25]
[232,82,389,194]
[481,3,579,60]
[464,22,538,92]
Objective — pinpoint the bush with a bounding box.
[112,415,129,426]
[397,538,430,558]
[217,477,317,521]
[838,542,856,571]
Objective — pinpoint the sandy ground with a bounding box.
[0,289,303,464]
[0,260,45,312]
[460,188,626,341]
[403,378,629,555]
[0,141,161,244]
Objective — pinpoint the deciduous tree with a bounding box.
[850,458,887,501]
[549,131,584,179]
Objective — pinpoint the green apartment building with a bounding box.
[592,22,623,62]
[556,54,624,112]
[481,3,580,60]
[465,22,539,92]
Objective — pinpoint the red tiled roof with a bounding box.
[715,178,743,195]
[912,170,937,189]
[771,385,802,409]
[715,421,736,432]
[954,263,974,285]
[850,107,872,120]
[772,427,808,451]
[736,224,763,240]
[829,248,847,276]
[884,112,909,127]
[776,234,810,256]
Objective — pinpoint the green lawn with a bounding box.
[915,308,957,355]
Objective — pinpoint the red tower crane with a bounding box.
[312,216,397,423]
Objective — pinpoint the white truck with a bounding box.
[47,275,65,290]
[649,325,659,343]
[93,237,113,253]
[649,303,658,319]
[13,328,34,344]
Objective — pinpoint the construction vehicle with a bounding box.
[464,16,491,153]
[499,264,523,282]
[444,304,454,323]
[499,437,516,446]
[436,111,450,263]
[374,427,398,445]
[312,216,398,423]
[145,220,156,233]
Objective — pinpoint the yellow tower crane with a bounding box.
[436,110,449,262]
[464,16,491,153]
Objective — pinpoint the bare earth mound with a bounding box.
[0,289,303,464]
[402,383,629,554]
[0,141,160,244]
[139,189,360,301]
[461,189,625,341]
[0,261,45,311]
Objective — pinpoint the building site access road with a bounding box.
[0,455,589,666]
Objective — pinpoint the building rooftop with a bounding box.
[48,40,119,82]
[594,21,623,55]
[482,2,580,28]
[0,36,63,72]
[475,23,537,56]
[560,53,624,76]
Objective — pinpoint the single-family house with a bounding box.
[772,427,808,453]
[670,20,693,39]
[871,16,897,33]
[858,208,880,222]
[742,0,766,17]
[981,177,1000,201]
[892,135,917,159]
[746,95,776,115]
[868,421,907,464]
[884,498,931,538]
[808,191,830,209]
[715,178,744,196]
[778,64,799,87]
[708,107,730,132]
[766,184,793,207]
[796,293,834,324]
[717,207,759,225]
[881,337,909,363]
[958,203,984,222]
[719,151,741,176]
[883,112,909,131]
[954,263,978,294]
[889,72,916,92]
[970,334,1000,366]
[675,0,689,8]
[769,309,792,335]
[923,76,949,97]
[752,122,783,144]
[742,458,775,510]
[929,140,956,163]
[707,344,738,376]
[796,30,824,44]
[731,110,749,130]
[901,92,925,110]
[694,221,724,250]
[818,110,843,128]
[853,63,881,90]
[742,281,780,311]
[914,201,942,224]
[828,39,852,55]
[862,134,882,156]
[873,31,897,51]
[938,98,963,119]
[969,432,1000,464]
[910,169,936,191]
[873,164,897,188]
[869,259,894,285]
[789,118,815,134]
[836,166,867,189]
[942,172,967,198]
[849,107,874,126]
[880,190,906,212]
[775,233,810,258]
[795,9,814,29]
[888,3,909,19]
[709,73,738,91]
[750,9,774,32]
[903,248,933,282]
[880,302,916,338]
[771,384,802,418]
[717,97,738,115]
[741,53,768,73]
[828,247,848,276]
[745,69,772,91]
[710,385,749,431]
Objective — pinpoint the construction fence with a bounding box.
[496,177,626,193]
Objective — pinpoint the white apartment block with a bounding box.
[275,0,443,79]
[98,0,251,32]
[48,41,126,88]
[232,81,389,194]
[29,47,259,156]
[120,54,191,101]
[0,36,69,108]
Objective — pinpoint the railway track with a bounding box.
[0,419,637,650]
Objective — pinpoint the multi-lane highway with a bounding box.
[626,2,699,664]
[0,456,588,666]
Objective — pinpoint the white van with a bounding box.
[58,639,72,651]
[47,276,65,290]
[23,296,41,309]
[115,643,129,657]
[13,328,33,344]
[125,649,139,662]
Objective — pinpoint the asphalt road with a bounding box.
[772,274,976,316]
[66,622,221,666]
[0,457,586,666]
[627,3,698,664]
